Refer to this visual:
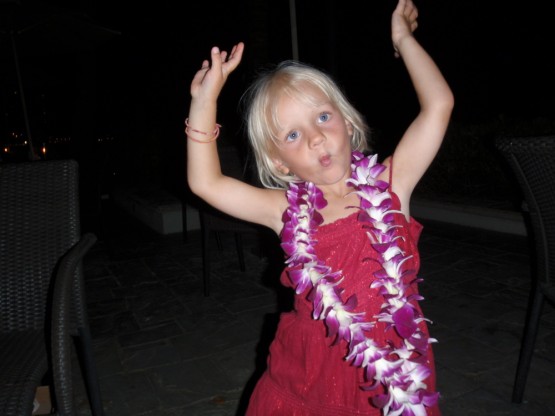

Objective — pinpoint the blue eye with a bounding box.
[318,113,330,123]
[286,131,300,142]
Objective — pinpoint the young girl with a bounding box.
[186,0,453,414]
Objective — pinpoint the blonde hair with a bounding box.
[242,61,370,189]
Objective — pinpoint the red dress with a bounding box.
[246,192,440,416]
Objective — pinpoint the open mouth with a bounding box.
[319,154,331,167]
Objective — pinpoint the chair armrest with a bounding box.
[50,232,97,415]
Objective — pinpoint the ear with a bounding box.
[345,120,354,136]
[273,158,290,175]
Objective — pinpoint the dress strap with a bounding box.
[388,156,394,190]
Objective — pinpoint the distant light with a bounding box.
[3,147,8,153]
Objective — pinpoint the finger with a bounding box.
[395,0,406,14]
[228,45,237,61]
[210,46,222,71]
[191,65,208,88]
[193,59,210,81]
[229,42,244,63]
[224,43,244,72]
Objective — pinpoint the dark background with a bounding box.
[1,0,554,215]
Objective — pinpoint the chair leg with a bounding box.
[215,231,223,250]
[202,226,211,296]
[235,232,246,271]
[512,284,544,403]
[76,327,105,416]
[181,205,188,243]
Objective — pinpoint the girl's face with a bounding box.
[271,84,353,188]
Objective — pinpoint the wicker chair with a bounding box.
[0,159,103,415]
[495,135,555,403]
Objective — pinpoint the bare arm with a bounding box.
[387,0,455,215]
[186,43,285,233]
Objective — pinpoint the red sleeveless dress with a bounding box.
[246,192,440,416]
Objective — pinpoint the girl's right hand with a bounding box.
[190,42,245,103]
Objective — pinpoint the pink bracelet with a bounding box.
[186,127,220,143]
[184,118,221,143]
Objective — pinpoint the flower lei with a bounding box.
[281,151,439,416]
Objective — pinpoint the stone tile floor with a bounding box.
[73,202,555,415]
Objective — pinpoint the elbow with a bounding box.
[438,86,455,112]
[187,175,207,199]
[187,169,205,197]
[444,86,455,111]
[435,91,455,119]
[446,91,455,113]
[187,177,197,196]
[187,171,221,202]
[420,87,454,119]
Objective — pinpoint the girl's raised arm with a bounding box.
[388,0,455,214]
[186,43,285,233]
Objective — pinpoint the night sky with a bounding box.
[2,0,554,191]
[88,0,555,123]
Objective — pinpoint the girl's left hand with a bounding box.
[391,0,418,57]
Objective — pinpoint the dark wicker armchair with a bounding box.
[0,159,103,415]
[495,135,555,404]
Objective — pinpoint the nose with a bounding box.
[308,129,325,149]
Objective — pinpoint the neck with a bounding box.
[313,170,353,200]
[319,191,359,225]
[321,185,350,200]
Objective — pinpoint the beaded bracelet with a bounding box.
[185,118,221,143]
